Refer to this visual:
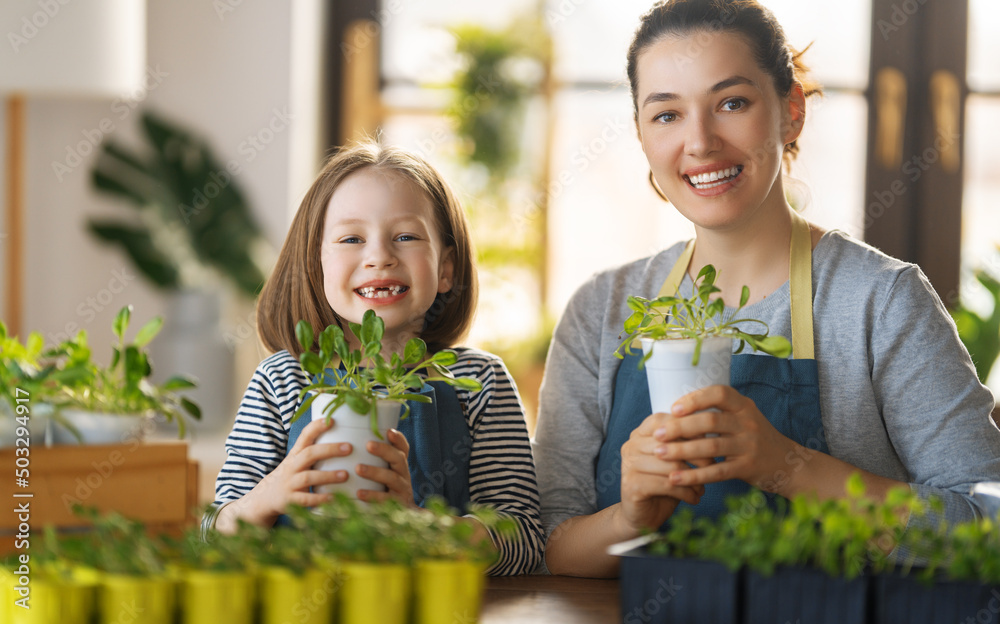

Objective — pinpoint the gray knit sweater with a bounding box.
[534,231,1000,544]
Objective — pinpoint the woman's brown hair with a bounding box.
[626,0,823,169]
[256,140,478,356]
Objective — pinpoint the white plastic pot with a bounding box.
[49,409,152,445]
[641,336,732,414]
[310,395,402,497]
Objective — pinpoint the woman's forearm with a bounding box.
[779,445,907,504]
[544,504,642,578]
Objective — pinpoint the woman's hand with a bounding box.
[222,418,355,530]
[356,428,416,507]
[619,412,711,532]
[654,385,805,493]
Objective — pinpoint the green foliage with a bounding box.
[293,310,482,439]
[615,264,792,366]
[951,264,1000,383]
[283,494,511,566]
[448,16,548,183]
[50,305,201,438]
[88,111,270,298]
[646,474,922,579]
[0,321,86,413]
[67,506,167,576]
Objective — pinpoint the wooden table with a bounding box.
[482,575,620,623]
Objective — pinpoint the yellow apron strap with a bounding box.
[789,210,815,360]
[652,211,815,360]
[657,240,696,298]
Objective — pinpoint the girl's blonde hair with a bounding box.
[256,140,478,356]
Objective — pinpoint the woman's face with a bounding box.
[635,30,804,231]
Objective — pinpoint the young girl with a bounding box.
[533,0,1000,577]
[206,140,543,576]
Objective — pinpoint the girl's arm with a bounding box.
[459,351,545,576]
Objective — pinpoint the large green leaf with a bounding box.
[87,222,181,289]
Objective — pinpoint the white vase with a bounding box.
[150,290,235,434]
[641,336,732,414]
[309,395,402,498]
[49,409,152,445]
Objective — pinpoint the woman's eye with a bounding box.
[722,98,747,112]
[653,111,677,123]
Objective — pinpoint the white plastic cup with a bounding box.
[640,336,732,415]
[309,395,402,497]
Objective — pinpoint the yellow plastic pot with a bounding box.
[412,559,487,624]
[3,565,97,624]
[178,569,255,624]
[338,562,410,624]
[258,566,339,624]
[98,573,175,624]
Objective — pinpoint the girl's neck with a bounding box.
[689,203,794,306]
[345,327,423,359]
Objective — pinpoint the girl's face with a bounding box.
[320,167,454,350]
[635,30,804,231]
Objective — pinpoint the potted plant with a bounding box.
[166,520,255,624]
[614,505,743,624]
[292,309,481,497]
[735,475,917,624]
[0,527,98,624]
[873,501,1000,624]
[613,474,924,624]
[48,305,201,444]
[410,498,517,624]
[68,507,176,624]
[242,506,339,624]
[300,495,417,624]
[0,322,71,446]
[614,264,791,414]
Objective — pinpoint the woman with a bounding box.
[533,0,1000,577]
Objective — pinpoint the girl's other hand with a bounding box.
[356,428,416,507]
[619,412,712,532]
[238,418,355,527]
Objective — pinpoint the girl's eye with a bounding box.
[722,98,747,112]
[653,111,677,123]
[339,236,363,244]
[395,234,418,242]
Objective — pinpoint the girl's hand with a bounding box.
[356,428,416,507]
[619,412,711,532]
[653,385,803,493]
[239,418,355,527]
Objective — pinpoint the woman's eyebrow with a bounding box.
[641,75,757,108]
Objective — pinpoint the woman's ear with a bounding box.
[783,81,807,145]
[438,246,455,293]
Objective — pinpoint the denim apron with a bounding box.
[595,210,828,519]
[276,373,473,525]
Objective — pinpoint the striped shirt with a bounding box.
[214,347,543,576]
